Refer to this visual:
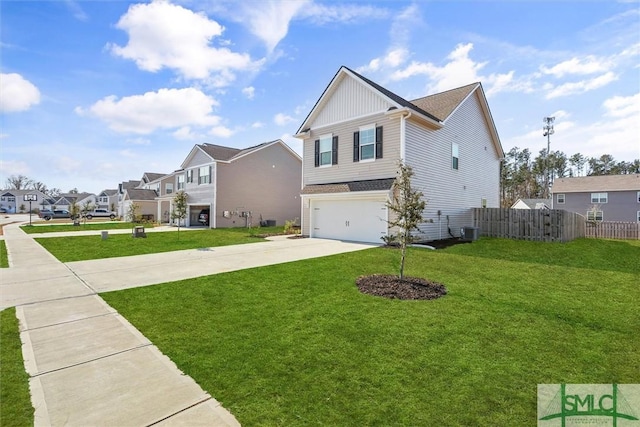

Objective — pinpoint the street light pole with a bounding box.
[543,116,555,199]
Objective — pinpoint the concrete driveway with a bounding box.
[67,235,376,293]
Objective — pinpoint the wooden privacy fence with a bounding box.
[472,208,585,242]
[585,221,640,240]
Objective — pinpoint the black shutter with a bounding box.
[353,131,360,162]
[332,136,338,165]
[375,126,383,159]
[314,139,320,167]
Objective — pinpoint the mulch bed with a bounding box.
[416,237,472,249]
[356,274,447,300]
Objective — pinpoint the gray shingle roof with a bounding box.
[125,188,158,201]
[199,141,280,162]
[552,174,640,193]
[301,178,395,195]
[410,83,478,122]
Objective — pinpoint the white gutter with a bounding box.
[400,111,412,163]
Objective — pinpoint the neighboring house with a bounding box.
[121,188,158,221]
[551,174,640,222]
[177,140,302,227]
[96,189,118,211]
[117,180,141,218]
[511,198,551,210]
[53,192,96,212]
[0,190,47,213]
[139,171,178,223]
[295,66,503,243]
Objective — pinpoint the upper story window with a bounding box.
[591,192,608,203]
[186,169,194,184]
[353,125,382,162]
[198,166,211,184]
[177,175,185,190]
[98,196,108,203]
[637,211,640,222]
[637,191,640,203]
[557,193,565,204]
[452,143,459,170]
[314,134,337,167]
[166,183,173,194]
[359,126,375,161]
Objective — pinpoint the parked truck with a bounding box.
[81,209,117,220]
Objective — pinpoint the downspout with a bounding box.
[400,111,412,163]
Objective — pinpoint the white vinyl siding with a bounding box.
[303,113,400,186]
[404,91,500,240]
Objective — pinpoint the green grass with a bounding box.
[0,240,7,268]
[102,238,640,426]
[35,226,284,262]
[0,309,33,426]
[20,221,155,234]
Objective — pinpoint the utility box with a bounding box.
[461,226,479,242]
[101,231,108,240]
[132,226,147,238]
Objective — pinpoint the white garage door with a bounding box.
[311,199,387,243]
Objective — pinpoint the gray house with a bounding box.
[295,66,504,243]
[551,174,640,222]
[0,190,47,213]
[177,140,302,228]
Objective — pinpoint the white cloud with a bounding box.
[127,137,151,145]
[251,121,265,128]
[603,92,640,118]
[545,72,618,99]
[238,0,308,52]
[242,86,255,99]
[274,112,295,126]
[0,73,41,113]
[0,159,30,176]
[76,87,221,134]
[540,56,611,78]
[109,1,258,82]
[173,126,200,140]
[54,156,82,174]
[300,2,388,25]
[208,126,234,138]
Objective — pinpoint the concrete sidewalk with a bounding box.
[1,222,374,426]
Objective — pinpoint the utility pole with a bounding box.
[543,116,555,199]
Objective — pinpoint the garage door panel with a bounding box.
[311,199,387,243]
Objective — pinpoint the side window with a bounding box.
[590,192,608,203]
[186,170,193,183]
[586,210,603,221]
[452,143,459,170]
[637,191,640,203]
[557,194,565,204]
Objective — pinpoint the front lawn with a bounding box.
[102,238,640,426]
[0,308,33,426]
[20,222,155,234]
[0,241,7,268]
[35,226,284,262]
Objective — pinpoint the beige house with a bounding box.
[175,140,302,228]
[295,66,503,243]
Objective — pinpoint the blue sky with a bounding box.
[1,0,639,194]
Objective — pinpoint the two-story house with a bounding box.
[295,66,503,243]
[0,190,47,213]
[177,139,302,227]
[551,174,640,222]
[96,189,118,211]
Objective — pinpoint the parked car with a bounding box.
[38,209,75,221]
[198,209,210,226]
[0,208,7,213]
[82,208,117,220]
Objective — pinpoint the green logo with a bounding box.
[538,384,639,426]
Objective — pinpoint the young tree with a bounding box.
[170,191,188,237]
[385,162,426,280]
[126,202,140,223]
[69,200,80,221]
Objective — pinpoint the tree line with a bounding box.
[3,174,73,198]
[501,148,640,207]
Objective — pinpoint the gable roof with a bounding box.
[410,83,478,122]
[552,174,640,193]
[124,188,158,201]
[181,139,301,169]
[294,66,503,159]
[142,173,166,183]
[296,66,441,135]
[511,198,551,209]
